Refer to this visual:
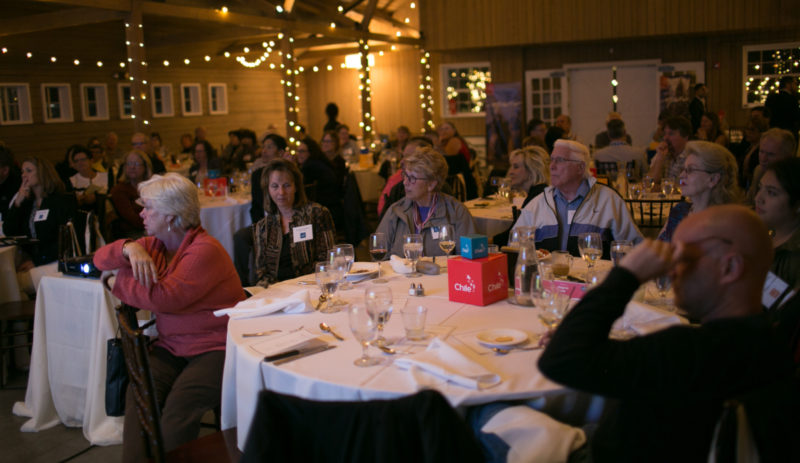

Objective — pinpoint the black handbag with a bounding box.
[105,332,128,417]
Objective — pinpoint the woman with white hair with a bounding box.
[376,147,476,257]
[658,141,743,242]
[94,173,244,462]
[506,146,549,209]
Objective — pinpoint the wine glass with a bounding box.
[577,232,603,280]
[498,179,511,202]
[330,244,355,290]
[315,261,343,314]
[364,286,393,347]
[537,291,570,330]
[489,176,503,196]
[325,252,350,308]
[438,224,456,259]
[348,304,381,367]
[403,234,423,278]
[655,275,672,302]
[610,240,632,267]
[368,233,388,284]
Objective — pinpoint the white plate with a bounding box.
[476,328,528,348]
[345,269,379,282]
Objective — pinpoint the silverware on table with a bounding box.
[491,345,543,355]
[242,329,282,338]
[265,344,337,365]
[319,322,345,341]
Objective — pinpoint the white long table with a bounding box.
[221,261,567,450]
[464,197,515,237]
[13,274,123,446]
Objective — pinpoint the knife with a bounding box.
[271,345,337,365]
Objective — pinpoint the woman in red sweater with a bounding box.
[94,173,244,462]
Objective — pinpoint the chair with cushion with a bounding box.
[115,304,240,463]
[241,389,483,463]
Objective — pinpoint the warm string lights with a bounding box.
[611,66,619,110]
[124,20,151,127]
[279,32,303,151]
[357,38,377,149]
[745,47,800,104]
[419,49,435,130]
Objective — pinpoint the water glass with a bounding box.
[403,234,423,277]
[348,304,380,367]
[325,253,350,308]
[610,240,632,266]
[401,303,428,341]
[364,286,393,346]
[329,244,355,290]
[550,251,571,279]
[315,261,343,314]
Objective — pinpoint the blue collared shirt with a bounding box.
[553,180,591,250]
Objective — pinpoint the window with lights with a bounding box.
[441,62,491,116]
[742,42,800,107]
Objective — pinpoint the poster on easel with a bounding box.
[485,82,522,170]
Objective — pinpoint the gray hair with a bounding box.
[685,141,743,206]
[553,139,591,178]
[138,173,201,230]
[761,128,797,159]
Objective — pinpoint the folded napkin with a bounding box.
[612,300,687,336]
[214,288,313,319]
[394,338,501,390]
[481,405,586,463]
[390,255,412,274]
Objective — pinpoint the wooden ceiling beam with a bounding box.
[0,6,125,37]
[28,0,422,45]
[359,0,379,29]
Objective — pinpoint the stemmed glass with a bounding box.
[325,252,350,308]
[655,275,672,303]
[403,234,423,278]
[438,224,456,259]
[364,286,393,347]
[577,232,603,280]
[348,304,381,367]
[498,179,511,202]
[610,240,632,267]
[537,291,571,330]
[315,261,344,314]
[329,244,355,290]
[368,233,388,284]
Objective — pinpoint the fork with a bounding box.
[242,329,282,338]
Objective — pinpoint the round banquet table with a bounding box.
[198,194,252,258]
[221,260,570,450]
[464,197,515,237]
[350,165,385,203]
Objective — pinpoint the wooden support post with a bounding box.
[280,30,301,151]
[124,1,150,132]
[358,37,374,149]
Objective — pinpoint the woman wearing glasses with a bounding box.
[658,141,742,242]
[376,147,476,257]
[110,150,153,239]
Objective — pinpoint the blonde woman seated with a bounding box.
[506,146,549,209]
[658,141,743,242]
[93,173,244,462]
[376,147,476,257]
[253,158,336,287]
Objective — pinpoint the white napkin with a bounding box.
[394,338,501,389]
[214,288,313,319]
[481,405,587,463]
[389,254,412,274]
[612,300,687,336]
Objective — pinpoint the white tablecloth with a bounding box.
[351,166,385,203]
[12,274,123,446]
[221,261,566,449]
[199,195,252,258]
[464,198,515,237]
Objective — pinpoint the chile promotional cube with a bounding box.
[460,234,488,260]
[447,253,509,306]
[203,177,227,197]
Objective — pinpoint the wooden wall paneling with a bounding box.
[303,57,361,141]
[369,48,424,135]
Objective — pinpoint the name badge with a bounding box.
[34,209,49,222]
[292,224,313,242]
[762,271,790,309]
[567,210,575,225]
[431,226,440,240]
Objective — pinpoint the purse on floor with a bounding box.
[105,328,128,417]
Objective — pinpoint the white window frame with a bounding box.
[117,83,133,119]
[524,69,568,127]
[150,83,174,118]
[0,83,33,125]
[208,83,228,115]
[41,83,73,123]
[440,61,491,118]
[180,83,202,116]
[742,41,800,108]
[79,83,109,121]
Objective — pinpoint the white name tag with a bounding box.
[431,226,440,240]
[34,209,49,222]
[567,210,575,225]
[762,271,790,309]
[292,224,313,242]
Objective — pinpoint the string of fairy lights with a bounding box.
[0,1,439,133]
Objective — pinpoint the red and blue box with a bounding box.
[460,234,488,260]
[447,253,508,306]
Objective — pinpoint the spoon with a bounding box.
[314,294,327,311]
[375,344,395,355]
[242,329,281,338]
[491,346,543,355]
[319,322,344,341]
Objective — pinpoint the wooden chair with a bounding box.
[447,174,467,202]
[115,304,240,462]
[0,300,35,388]
[625,198,681,238]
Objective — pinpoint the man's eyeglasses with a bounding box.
[126,161,144,167]
[550,157,583,166]
[680,166,714,175]
[402,171,427,184]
